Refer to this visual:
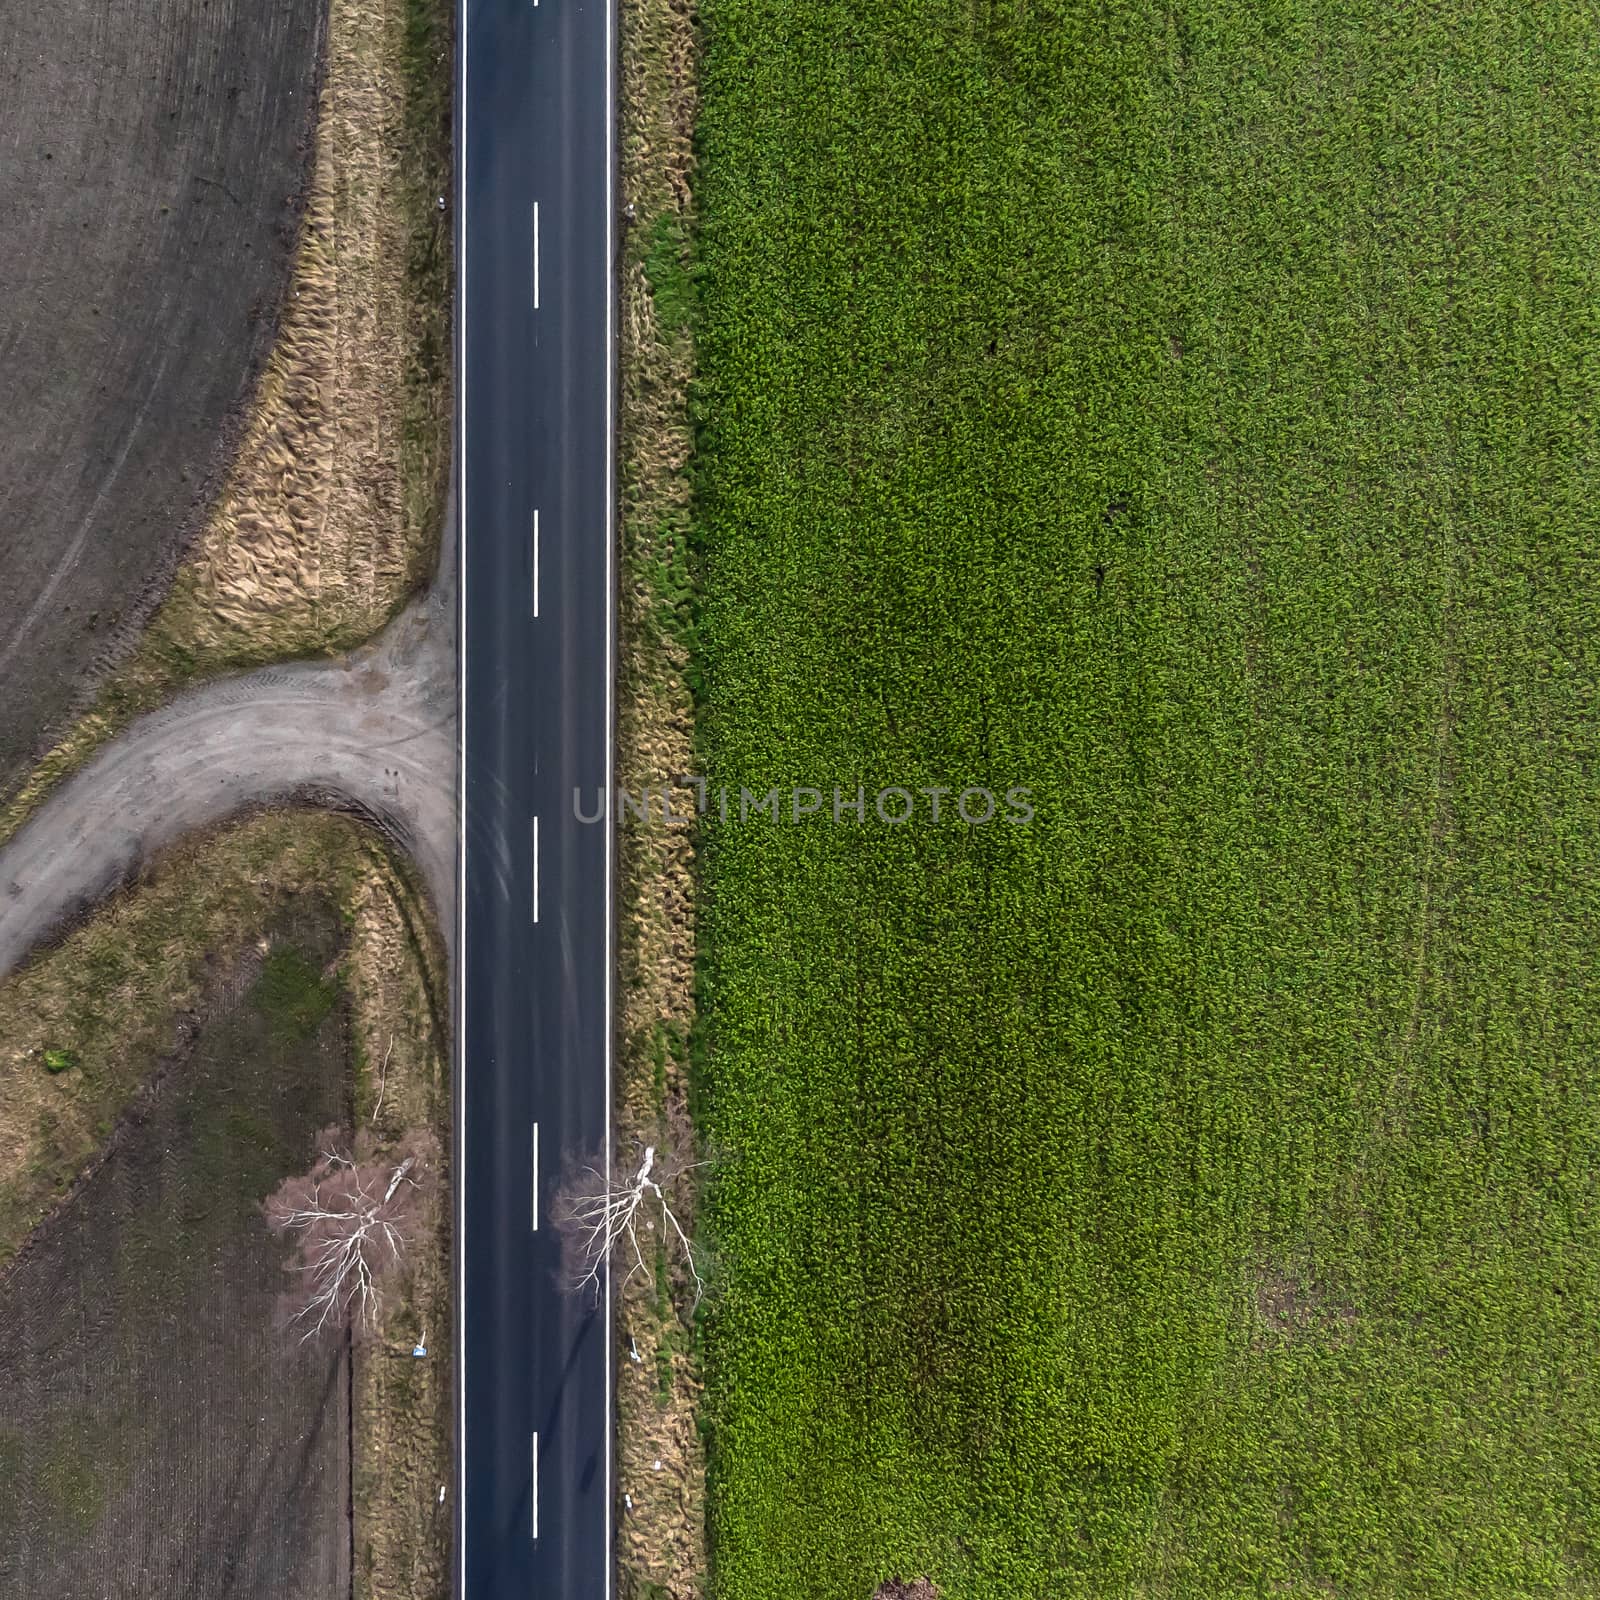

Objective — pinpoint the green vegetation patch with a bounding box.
[692,1,1600,1596]
[255,944,342,1043]
[0,813,372,1261]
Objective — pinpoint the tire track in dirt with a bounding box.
[0,509,456,983]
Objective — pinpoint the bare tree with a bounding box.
[551,1143,703,1306]
[264,1129,434,1342]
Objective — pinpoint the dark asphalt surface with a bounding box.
[456,0,614,1590]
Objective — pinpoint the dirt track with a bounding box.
[0,529,455,984]
[0,0,325,795]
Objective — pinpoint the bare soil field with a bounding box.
[0,897,350,1597]
[0,0,324,795]
[614,0,706,1588]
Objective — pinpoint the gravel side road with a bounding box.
[0,528,455,983]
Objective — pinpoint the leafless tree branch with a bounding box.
[264,1131,432,1342]
[552,1143,705,1307]
[370,1034,394,1128]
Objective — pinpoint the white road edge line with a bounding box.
[532,1432,540,1541]
[532,507,540,618]
[532,1122,540,1230]
[454,0,468,1585]
[533,201,541,310]
[532,814,540,923]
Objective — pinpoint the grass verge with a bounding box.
[691,2,1600,1596]
[346,830,453,1599]
[0,0,452,849]
[614,0,707,1590]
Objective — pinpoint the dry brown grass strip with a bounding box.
[170,0,425,657]
[614,0,706,1589]
[0,0,449,851]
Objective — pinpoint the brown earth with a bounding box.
[173,0,452,660]
[0,0,326,797]
[0,898,351,1597]
[0,812,457,1600]
[1251,1253,1357,1348]
[0,811,372,1251]
[0,0,452,854]
[614,0,706,1589]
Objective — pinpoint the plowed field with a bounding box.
[0,898,350,1596]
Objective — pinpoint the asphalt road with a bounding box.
[455,0,614,1592]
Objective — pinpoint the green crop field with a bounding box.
[689,1,1600,1596]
